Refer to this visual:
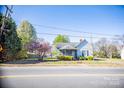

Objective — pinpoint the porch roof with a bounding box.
[60,45,77,50]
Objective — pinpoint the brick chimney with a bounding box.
[80,38,83,42]
[80,36,83,43]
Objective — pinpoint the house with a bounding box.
[55,39,93,58]
[121,47,124,59]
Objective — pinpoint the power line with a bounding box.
[36,32,121,40]
[13,14,122,37]
[12,10,122,40]
[15,19,121,37]
[12,8,123,37]
[33,24,119,37]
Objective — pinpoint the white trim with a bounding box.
[121,47,124,59]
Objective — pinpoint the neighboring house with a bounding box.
[121,47,124,59]
[54,39,93,58]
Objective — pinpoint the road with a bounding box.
[0,66,124,88]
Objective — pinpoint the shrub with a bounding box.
[65,56,73,60]
[16,50,28,59]
[38,58,43,61]
[79,56,86,60]
[57,55,73,61]
[86,56,94,60]
[57,56,64,60]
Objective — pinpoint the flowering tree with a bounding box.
[27,41,39,53]
[27,39,51,60]
[37,41,51,60]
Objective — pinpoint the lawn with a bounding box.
[0,58,124,67]
[43,58,124,66]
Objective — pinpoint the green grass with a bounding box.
[43,58,58,61]
[44,58,124,65]
[1,58,124,65]
[107,58,124,62]
[25,58,38,60]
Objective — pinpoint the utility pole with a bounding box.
[0,5,13,36]
[90,33,94,56]
[0,5,13,62]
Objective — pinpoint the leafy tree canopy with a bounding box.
[53,34,70,44]
[17,20,37,47]
[0,13,21,60]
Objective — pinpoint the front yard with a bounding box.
[0,58,124,67]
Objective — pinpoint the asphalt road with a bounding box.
[0,66,124,88]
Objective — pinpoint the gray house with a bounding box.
[55,39,93,58]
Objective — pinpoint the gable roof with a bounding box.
[60,44,77,50]
[56,42,78,49]
[76,39,88,48]
[55,39,87,50]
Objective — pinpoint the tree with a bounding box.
[94,38,120,58]
[17,20,37,47]
[108,44,120,58]
[27,40,39,53]
[37,41,51,60]
[117,34,124,47]
[16,20,37,58]
[51,45,62,57]
[0,13,21,61]
[27,39,51,60]
[53,34,70,44]
[94,38,108,58]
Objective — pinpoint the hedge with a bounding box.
[79,56,94,60]
[57,55,73,61]
[86,56,94,60]
[79,56,86,60]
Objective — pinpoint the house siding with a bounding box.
[55,39,93,58]
[76,40,93,57]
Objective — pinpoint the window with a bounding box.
[82,50,86,56]
[82,50,89,56]
[87,50,89,56]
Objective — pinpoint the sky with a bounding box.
[1,5,124,44]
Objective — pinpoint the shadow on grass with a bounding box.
[0,58,107,64]
[93,58,106,61]
[0,58,59,64]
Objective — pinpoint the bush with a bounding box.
[86,56,94,60]
[16,50,28,59]
[38,58,43,61]
[57,55,73,61]
[57,56,64,60]
[79,56,86,60]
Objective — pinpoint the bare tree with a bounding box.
[119,35,124,46]
[94,38,109,58]
[115,34,124,47]
[94,38,120,58]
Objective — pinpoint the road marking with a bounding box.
[0,74,124,78]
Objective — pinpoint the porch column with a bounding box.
[65,49,66,55]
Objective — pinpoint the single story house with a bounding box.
[55,39,93,58]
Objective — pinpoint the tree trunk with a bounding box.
[41,56,44,61]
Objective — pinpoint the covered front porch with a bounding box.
[60,49,77,58]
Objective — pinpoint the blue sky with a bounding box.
[1,5,124,44]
